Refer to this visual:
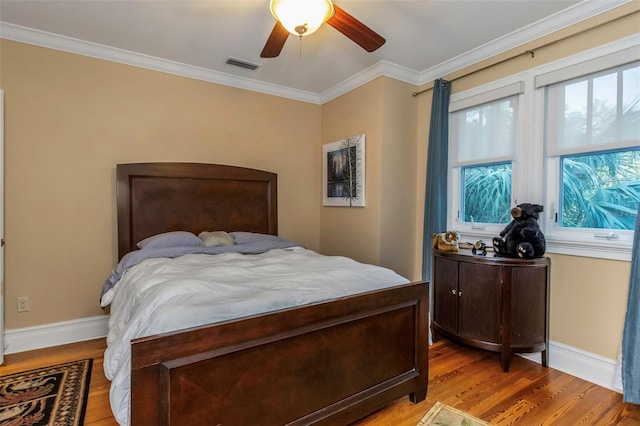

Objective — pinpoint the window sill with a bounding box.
[453,230,632,262]
[545,237,631,262]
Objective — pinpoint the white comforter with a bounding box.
[104,246,409,425]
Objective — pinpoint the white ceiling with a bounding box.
[0,0,629,103]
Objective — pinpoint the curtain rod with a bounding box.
[411,7,637,97]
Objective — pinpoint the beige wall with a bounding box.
[0,40,322,329]
[319,77,419,280]
[319,79,384,266]
[410,2,639,360]
[379,78,419,278]
[548,254,630,358]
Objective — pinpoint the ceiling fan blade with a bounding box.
[261,21,289,58]
[327,4,385,52]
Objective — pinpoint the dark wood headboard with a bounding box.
[116,163,277,259]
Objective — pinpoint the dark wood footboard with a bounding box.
[130,281,429,425]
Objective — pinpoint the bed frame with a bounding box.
[116,162,429,425]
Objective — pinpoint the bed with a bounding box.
[104,162,429,425]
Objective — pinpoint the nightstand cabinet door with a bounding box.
[458,262,500,343]
[511,266,547,346]
[433,256,458,334]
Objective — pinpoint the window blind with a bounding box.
[449,81,524,112]
[450,95,519,167]
[544,61,640,157]
[535,45,640,89]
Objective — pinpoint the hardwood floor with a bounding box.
[355,341,640,426]
[1,338,638,425]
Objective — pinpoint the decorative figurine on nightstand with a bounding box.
[493,203,546,258]
[472,240,488,256]
[432,231,460,252]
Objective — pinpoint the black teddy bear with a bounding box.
[492,203,546,258]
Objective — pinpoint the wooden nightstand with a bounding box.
[432,249,550,372]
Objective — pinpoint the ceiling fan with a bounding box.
[260,0,385,58]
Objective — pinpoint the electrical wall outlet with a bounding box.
[17,297,29,313]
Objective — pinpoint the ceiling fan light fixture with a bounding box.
[270,0,334,37]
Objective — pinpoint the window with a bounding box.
[542,59,640,250]
[448,80,524,235]
[446,35,639,260]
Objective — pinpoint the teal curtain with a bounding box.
[422,79,451,282]
[622,205,640,404]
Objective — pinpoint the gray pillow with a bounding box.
[137,231,203,250]
[230,232,284,245]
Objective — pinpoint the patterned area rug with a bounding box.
[417,401,492,426]
[0,359,93,426]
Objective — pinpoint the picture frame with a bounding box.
[322,134,365,207]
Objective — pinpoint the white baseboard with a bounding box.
[4,315,109,355]
[519,340,622,393]
[3,317,623,394]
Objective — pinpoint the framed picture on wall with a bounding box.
[322,134,365,207]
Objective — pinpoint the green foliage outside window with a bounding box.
[561,148,640,230]
[462,163,512,224]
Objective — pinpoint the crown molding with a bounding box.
[0,0,632,104]
[320,61,421,104]
[0,22,323,104]
[419,0,633,84]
